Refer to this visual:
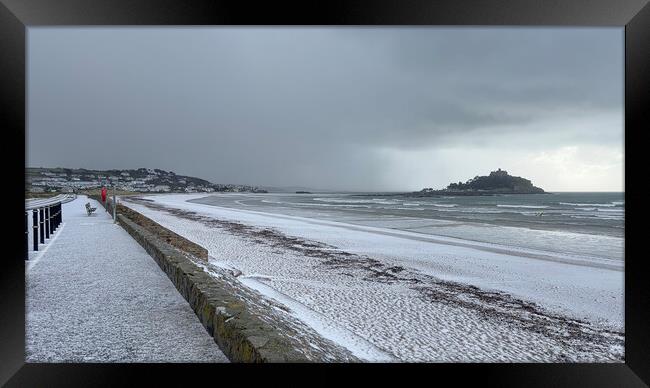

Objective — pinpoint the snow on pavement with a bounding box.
[25,195,229,362]
[122,194,624,362]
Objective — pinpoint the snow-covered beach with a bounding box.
[121,193,624,362]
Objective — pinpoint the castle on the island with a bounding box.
[491,168,508,177]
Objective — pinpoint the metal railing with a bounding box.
[25,194,76,260]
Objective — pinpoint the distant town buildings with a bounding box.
[26,167,267,194]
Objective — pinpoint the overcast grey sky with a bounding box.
[27,27,624,191]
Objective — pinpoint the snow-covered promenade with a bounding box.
[25,195,228,362]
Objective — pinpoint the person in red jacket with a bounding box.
[101,186,107,203]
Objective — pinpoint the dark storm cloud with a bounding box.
[27,27,622,190]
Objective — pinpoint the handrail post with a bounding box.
[25,211,28,260]
[39,208,45,244]
[45,206,50,239]
[53,204,58,231]
[32,209,38,251]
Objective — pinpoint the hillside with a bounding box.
[26,167,267,194]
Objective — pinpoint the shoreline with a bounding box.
[190,193,624,261]
[191,198,623,271]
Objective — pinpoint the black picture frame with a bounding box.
[1,0,648,386]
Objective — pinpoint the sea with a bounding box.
[191,191,625,263]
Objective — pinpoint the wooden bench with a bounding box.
[85,202,97,216]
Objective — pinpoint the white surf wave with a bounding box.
[497,204,549,209]
[559,202,616,207]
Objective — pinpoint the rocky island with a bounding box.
[413,169,546,196]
